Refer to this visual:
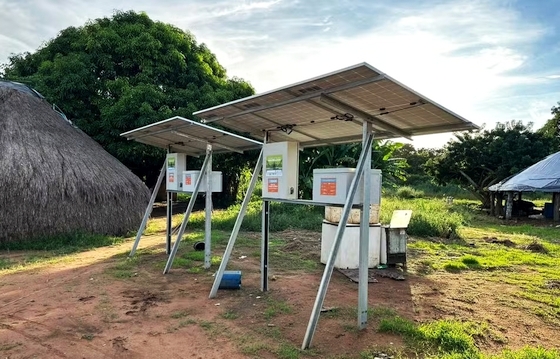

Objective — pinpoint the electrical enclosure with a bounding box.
[181,171,223,193]
[312,168,382,205]
[262,141,299,199]
[166,153,187,191]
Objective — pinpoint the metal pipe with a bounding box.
[204,144,213,269]
[209,150,264,298]
[166,191,172,254]
[302,131,374,349]
[358,122,373,329]
[261,131,270,292]
[130,161,166,257]
[163,151,211,274]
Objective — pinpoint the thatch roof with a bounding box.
[0,81,150,243]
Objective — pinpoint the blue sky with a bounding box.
[1,0,559,148]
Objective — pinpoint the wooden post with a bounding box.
[490,192,495,216]
[496,192,503,218]
[505,192,513,220]
[552,192,560,222]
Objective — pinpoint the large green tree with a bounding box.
[426,121,557,206]
[537,103,560,140]
[392,144,443,186]
[1,11,254,204]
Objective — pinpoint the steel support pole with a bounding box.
[358,122,373,329]
[302,132,374,350]
[204,144,213,269]
[262,199,270,292]
[261,132,270,292]
[130,161,166,257]
[209,150,264,298]
[166,190,172,254]
[163,151,211,274]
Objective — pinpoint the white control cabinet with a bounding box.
[321,221,386,269]
[312,168,381,205]
[182,171,223,193]
[166,153,187,191]
[262,142,299,199]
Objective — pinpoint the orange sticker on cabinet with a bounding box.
[320,178,336,196]
[169,173,175,183]
[185,174,192,185]
[268,178,279,193]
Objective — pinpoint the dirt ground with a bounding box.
[1,231,559,358]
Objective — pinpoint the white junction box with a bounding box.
[312,168,382,205]
[321,221,386,269]
[182,171,223,193]
[166,153,187,191]
[262,141,299,199]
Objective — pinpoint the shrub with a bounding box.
[396,186,425,199]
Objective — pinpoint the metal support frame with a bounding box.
[358,122,373,329]
[163,148,212,274]
[320,94,412,140]
[166,191,172,254]
[261,131,270,292]
[302,131,374,350]
[204,144,213,269]
[130,161,166,257]
[208,150,264,298]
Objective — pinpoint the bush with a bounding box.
[182,195,468,239]
[381,197,467,238]
[396,186,425,199]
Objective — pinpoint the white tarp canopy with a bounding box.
[489,151,560,192]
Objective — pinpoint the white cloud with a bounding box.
[1,0,558,148]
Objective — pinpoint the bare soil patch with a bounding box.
[1,231,559,358]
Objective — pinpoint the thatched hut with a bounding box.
[0,81,150,243]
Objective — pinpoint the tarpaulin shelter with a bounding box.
[488,151,560,220]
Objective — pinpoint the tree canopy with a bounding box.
[537,102,560,140]
[1,11,254,202]
[425,121,557,205]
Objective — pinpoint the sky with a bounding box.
[1,0,560,148]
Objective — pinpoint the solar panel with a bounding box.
[193,63,478,147]
[120,116,262,156]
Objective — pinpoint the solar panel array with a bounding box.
[120,116,262,156]
[194,63,477,147]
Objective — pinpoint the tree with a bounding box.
[298,141,407,199]
[537,103,560,140]
[426,121,557,206]
[392,144,442,185]
[1,11,254,204]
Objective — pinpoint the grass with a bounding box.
[264,298,292,320]
[170,310,190,319]
[107,256,140,279]
[378,317,494,357]
[156,195,468,239]
[396,186,425,199]
[0,342,22,351]
[277,343,304,359]
[0,232,125,252]
[221,310,239,320]
[95,293,118,323]
[0,258,12,270]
